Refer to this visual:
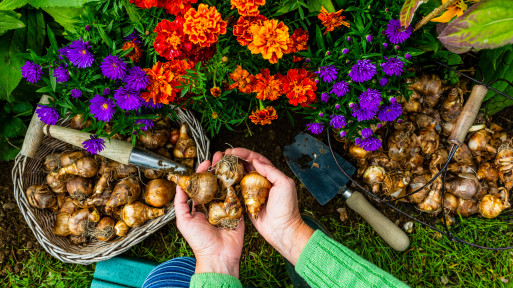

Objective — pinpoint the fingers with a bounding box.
[225,148,273,171]
[174,186,191,221]
[252,159,292,186]
[196,160,212,173]
[211,151,224,168]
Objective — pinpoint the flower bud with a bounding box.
[390,97,397,103]
[221,56,229,63]
[145,30,150,35]
[349,103,356,108]
[212,112,218,119]
[397,119,403,124]
[339,131,347,138]
[385,8,390,12]
[85,25,91,31]
[326,51,331,56]
[377,123,383,129]
[305,58,310,62]
[319,112,324,117]
[366,35,373,42]
[342,48,349,54]
[405,53,412,60]
[383,43,388,49]
[347,36,351,42]
[346,60,350,64]
[394,45,400,50]
[315,79,319,84]
[335,104,340,110]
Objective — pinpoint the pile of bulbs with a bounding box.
[350,74,512,219]
[26,120,198,245]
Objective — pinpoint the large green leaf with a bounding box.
[30,0,97,8]
[307,0,335,12]
[0,19,26,101]
[0,0,30,10]
[438,0,513,53]
[0,11,24,36]
[43,7,83,32]
[480,46,513,114]
[399,0,428,28]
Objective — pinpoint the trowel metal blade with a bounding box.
[283,133,356,205]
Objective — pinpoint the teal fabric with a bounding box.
[91,256,158,288]
[296,230,410,288]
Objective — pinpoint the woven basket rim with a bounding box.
[12,109,210,264]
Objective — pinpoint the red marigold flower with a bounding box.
[285,28,309,54]
[153,17,193,60]
[249,106,278,125]
[232,15,267,46]
[228,65,255,94]
[210,87,221,97]
[142,60,194,105]
[129,0,157,9]
[231,0,266,16]
[318,6,350,35]
[292,56,304,63]
[157,0,198,16]
[122,40,143,63]
[253,68,283,101]
[248,19,290,64]
[183,4,227,47]
[282,68,317,106]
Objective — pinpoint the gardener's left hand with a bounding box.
[174,159,245,278]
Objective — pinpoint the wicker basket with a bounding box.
[12,95,210,264]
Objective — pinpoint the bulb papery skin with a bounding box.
[95,217,116,241]
[59,157,98,178]
[174,123,197,159]
[122,201,165,227]
[476,162,499,183]
[67,177,93,202]
[115,220,130,237]
[168,172,218,204]
[363,166,386,194]
[144,179,176,208]
[215,154,245,190]
[44,153,61,172]
[443,193,459,214]
[456,198,478,217]
[240,172,271,219]
[208,186,243,229]
[445,173,479,200]
[495,145,513,190]
[138,127,170,150]
[144,168,164,179]
[60,151,85,167]
[407,175,429,204]
[105,178,141,212]
[26,184,57,209]
[46,171,67,193]
[479,194,505,219]
[68,208,94,236]
[53,213,72,236]
[468,130,496,154]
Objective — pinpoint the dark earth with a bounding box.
[1,106,513,281]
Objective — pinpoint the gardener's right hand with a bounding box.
[213,148,314,265]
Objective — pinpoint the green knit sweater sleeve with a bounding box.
[190,273,243,288]
[296,230,410,288]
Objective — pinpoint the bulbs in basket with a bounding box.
[68,208,100,236]
[143,179,176,208]
[138,126,170,149]
[26,184,57,210]
[241,171,271,219]
[44,153,61,172]
[122,201,166,227]
[174,123,197,159]
[60,151,85,167]
[105,178,141,212]
[95,217,116,241]
[52,213,72,236]
[67,177,93,202]
[58,157,98,178]
[168,172,218,204]
[114,220,130,237]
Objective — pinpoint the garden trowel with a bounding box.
[283,133,410,251]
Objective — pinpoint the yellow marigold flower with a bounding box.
[248,19,290,64]
[431,0,468,23]
[228,65,255,94]
[249,106,278,125]
[231,0,266,16]
[183,4,227,47]
[318,6,350,35]
[210,86,221,97]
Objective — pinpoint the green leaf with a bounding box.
[0,20,26,101]
[0,140,21,161]
[438,0,513,53]
[124,2,141,25]
[0,117,25,138]
[97,26,113,47]
[315,25,325,51]
[0,0,30,10]
[399,0,428,28]
[0,11,25,36]
[46,23,58,50]
[307,0,335,13]
[4,101,32,114]
[43,7,83,32]
[30,0,97,8]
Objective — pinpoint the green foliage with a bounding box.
[306,0,335,12]
[399,0,428,28]
[0,100,32,160]
[479,45,513,114]
[438,0,513,53]
[0,11,24,36]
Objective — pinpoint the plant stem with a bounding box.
[414,0,459,32]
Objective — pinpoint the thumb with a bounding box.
[252,159,289,186]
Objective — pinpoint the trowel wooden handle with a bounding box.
[346,191,410,252]
[43,125,134,165]
[448,85,488,145]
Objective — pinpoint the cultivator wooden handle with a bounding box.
[20,95,52,158]
[448,85,489,146]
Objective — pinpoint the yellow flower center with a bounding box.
[102,103,108,110]
[81,50,86,55]
[166,34,182,49]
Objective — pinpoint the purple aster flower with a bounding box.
[36,104,59,125]
[352,104,378,122]
[359,88,381,110]
[58,46,70,59]
[383,43,388,49]
[123,30,142,45]
[326,51,331,56]
[68,39,95,68]
[319,112,324,118]
[85,25,92,31]
[405,53,412,60]
[321,92,329,102]
[135,119,155,131]
[361,128,373,138]
[378,102,402,122]
[89,94,115,122]
[330,115,347,129]
[342,48,349,54]
[124,66,150,91]
[103,88,111,95]
[360,137,382,151]
[21,61,43,83]
[335,104,340,110]
[366,35,373,42]
[306,123,324,135]
[101,55,127,81]
[394,45,400,50]
[143,99,163,109]
[349,60,377,82]
[347,36,351,42]
[339,131,346,138]
[381,56,404,76]
[385,19,413,44]
[82,135,105,155]
[315,65,338,84]
[114,87,143,111]
[379,77,388,87]
[70,89,82,99]
[53,66,70,83]
[330,81,349,97]
[305,58,310,63]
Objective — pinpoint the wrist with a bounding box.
[277,218,314,266]
[195,255,240,278]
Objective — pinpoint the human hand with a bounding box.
[174,160,245,278]
[213,148,314,265]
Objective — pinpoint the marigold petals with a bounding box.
[249,106,278,125]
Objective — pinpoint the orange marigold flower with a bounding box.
[285,28,309,54]
[249,106,278,125]
[157,0,198,16]
[253,68,283,101]
[231,0,266,16]
[282,68,317,106]
[248,19,290,64]
[122,40,143,63]
[292,56,304,63]
[318,6,350,35]
[183,4,227,47]
[154,17,193,60]
[129,0,157,9]
[210,87,221,97]
[228,65,255,94]
[142,60,194,105]
[232,15,267,46]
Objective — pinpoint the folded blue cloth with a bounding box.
[91,256,158,288]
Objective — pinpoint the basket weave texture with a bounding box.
[12,109,210,264]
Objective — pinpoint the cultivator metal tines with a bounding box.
[326,59,513,250]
